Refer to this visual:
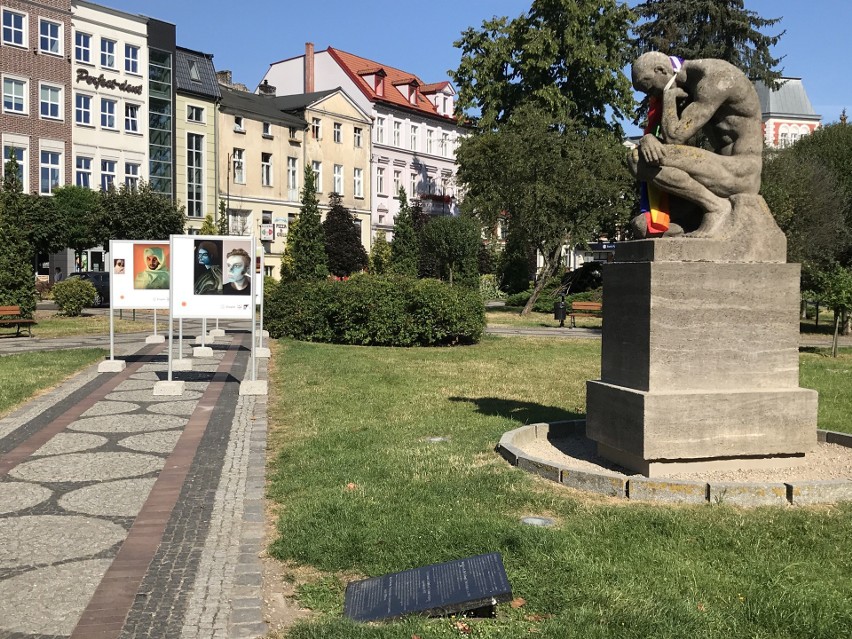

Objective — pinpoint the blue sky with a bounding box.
[102,0,850,131]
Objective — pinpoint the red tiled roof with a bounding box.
[327,47,449,118]
[420,81,452,94]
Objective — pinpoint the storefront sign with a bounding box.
[76,69,144,95]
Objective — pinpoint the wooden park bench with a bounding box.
[0,305,37,337]
[569,301,602,328]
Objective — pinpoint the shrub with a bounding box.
[479,274,506,301]
[266,275,485,346]
[507,280,602,313]
[53,278,96,316]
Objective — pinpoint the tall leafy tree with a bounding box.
[0,157,36,315]
[457,103,632,314]
[452,0,636,132]
[389,188,418,277]
[95,181,184,246]
[52,185,101,260]
[289,166,328,281]
[419,216,480,288]
[633,0,785,86]
[323,193,367,277]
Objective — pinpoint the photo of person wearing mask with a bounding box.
[134,246,169,289]
[223,248,252,295]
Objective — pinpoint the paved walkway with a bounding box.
[0,329,268,639]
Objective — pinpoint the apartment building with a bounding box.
[175,46,219,233]
[260,44,467,239]
[755,78,822,148]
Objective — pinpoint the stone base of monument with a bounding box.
[586,238,818,476]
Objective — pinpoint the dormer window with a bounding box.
[393,77,420,105]
[358,68,387,97]
[189,60,201,82]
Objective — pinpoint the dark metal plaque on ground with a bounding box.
[344,552,512,622]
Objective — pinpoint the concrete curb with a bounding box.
[497,421,852,506]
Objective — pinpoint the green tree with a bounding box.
[0,177,35,316]
[633,0,785,87]
[289,166,328,281]
[369,230,392,275]
[199,213,217,235]
[419,216,480,288]
[812,264,852,357]
[52,185,101,260]
[390,188,418,277]
[497,225,536,294]
[323,193,368,277]
[457,103,632,313]
[95,181,184,246]
[451,0,636,132]
[217,199,230,235]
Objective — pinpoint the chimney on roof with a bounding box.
[305,42,314,94]
[216,70,232,87]
[258,79,276,97]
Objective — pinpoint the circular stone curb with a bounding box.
[497,421,852,506]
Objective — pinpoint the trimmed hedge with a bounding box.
[52,278,96,316]
[507,284,602,313]
[265,275,485,346]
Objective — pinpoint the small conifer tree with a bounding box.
[323,193,367,277]
[389,188,418,277]
[289,166,328,280]
[369,230,392,275]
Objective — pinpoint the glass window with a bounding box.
[125,103,139,132]
[376,167,385,195]
[410,125,418,151]
[3,77,27,114]
[333,122,342,143]
[262,152,272,186]
[376,117,385,144]
[311,117,321,139]
[2,10,25,47]
[40,150,61,195]
[3,145,26,189]
[393,121,401,147]
[125,163,140,190]
[76,156,92,188]
[187,133,203,217]
[187,105,204,122]
[410,173,417,197]
[393,170,401,195]
[426,129,434,154]
[440,133,449,157]
[234,115,244,131]
[101,98,116,128]
[101,38,116,68]
[311,161,322,193]
[125,44,139,74]
[333,164,343,194]
[75,32,91,63]
[354,168,363,198]
[101,159,116,191]
[232,148,244,183]
[287,157,298,201]
[354,127,362,147]
[39,19,61,55]
[188,60,201,82]
[40,84,62,119]
[263,121,272,136]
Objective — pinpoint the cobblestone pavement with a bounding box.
[0,330,268,639]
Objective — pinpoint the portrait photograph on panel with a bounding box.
[194,239,223,295]
[133,244,170,290]
[113,258,126,274]
[222,244,252,295]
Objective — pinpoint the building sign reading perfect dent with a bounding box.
[76,69,144,95]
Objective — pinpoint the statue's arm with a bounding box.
[661,84,724,145]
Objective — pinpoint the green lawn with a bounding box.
[486,306,601,329]
[267,337,852,639]
[27,311,154,339]
[0,349,106,417]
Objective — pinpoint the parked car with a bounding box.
[67,271,110,307]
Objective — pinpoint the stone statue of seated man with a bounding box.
[627,52,765,239]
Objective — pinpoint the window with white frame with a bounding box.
[125,162,140,190]
[354,168,363,198]
[75,93,92,125]
[3,77,27,114]
[40,150,61,194]
[376,167,385,195]
[2,9,25,47]
[75,32,91,63]
[426,129,434,154]
[39,19,61,55]
[393,121,401,147]
[262,121,272,137]
[410,173,417,197]
[376,117,385,143]
[262,152,273,187]
[187,105,204,122]
[440,133,449,157]
[39,84,62,120]
[333,122,342,143]
[75,156,92,188]
[333,164,343,194]
[2,144,26,189]
[187,133,203,216]
[354,127,362,147]
[125,44,139,74]
[125,103,139,133]
[101,98,116,129]
[100,159,116,191]
[393,170,401,195]
[311,161,322,192]
[311,117,321,139]
[101,38,116,68]
[234,115,244,132]
[410,125,418,151]
[287,157,298,200]
[232,148,245,183]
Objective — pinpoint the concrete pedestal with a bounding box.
[586,239,818,475]
[98,359,126,373]
[145,334,165,344]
